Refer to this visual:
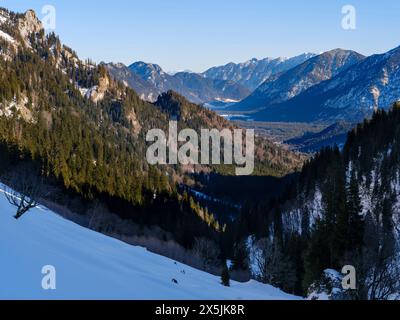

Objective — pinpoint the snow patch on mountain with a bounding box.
[0,96,34,122]
[0,29,14,43]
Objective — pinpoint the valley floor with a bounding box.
[0,185,300,300]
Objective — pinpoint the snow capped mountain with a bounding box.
[202,53,316,91]
[302,45,400,122]
[234,49,365,112]
[250,46,400,123]
[0,184,300,300]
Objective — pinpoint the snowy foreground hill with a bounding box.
[0,185,300,300]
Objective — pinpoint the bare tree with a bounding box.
[2,167,46,220]
[366,255,400,300]
[358,210,400,300]
[192,237,220,273]
[252,237,296,292]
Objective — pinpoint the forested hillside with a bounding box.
[227,104,400,299]
[0,8,305,276]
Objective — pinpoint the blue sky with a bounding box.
[2,0,400,72]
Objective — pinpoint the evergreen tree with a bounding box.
[221,263,230,287]
[303,220,331,290]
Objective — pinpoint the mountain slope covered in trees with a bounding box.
[228,104,400,299]
[0,7,306,277]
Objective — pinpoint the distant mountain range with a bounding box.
[233,47,400,123]
[202,53,316,91]
[104,61,251,104]
[104,54,315,105]
[107,45,400,126]
[234,49,365,112]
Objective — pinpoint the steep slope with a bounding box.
[154,91,306,177]
[202,54,316,91]
[0,184,300,300]
[254,46,400,123]
[234,49,365,112]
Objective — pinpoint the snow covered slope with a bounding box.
[0,185,300,300]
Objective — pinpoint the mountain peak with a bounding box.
[130,61,164,73]
[0,7,43,48]
[320,48,364,57]
[18,9,43,42]
[234,48,365,112]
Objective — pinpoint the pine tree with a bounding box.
[303,220,331,290]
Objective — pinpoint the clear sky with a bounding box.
[1,0,400,72]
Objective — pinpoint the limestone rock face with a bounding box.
[125,108,142,135]
[18,10,43,45]
[85,76,110,104]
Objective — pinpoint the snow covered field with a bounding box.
[0,185,300,300]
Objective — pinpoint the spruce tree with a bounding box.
[221,263,230,287]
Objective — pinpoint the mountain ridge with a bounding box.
[202,53,316,91]
[249,46,400,123]
[233,49,366,112]
[105,53,316,105]
[105,60,251,104]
